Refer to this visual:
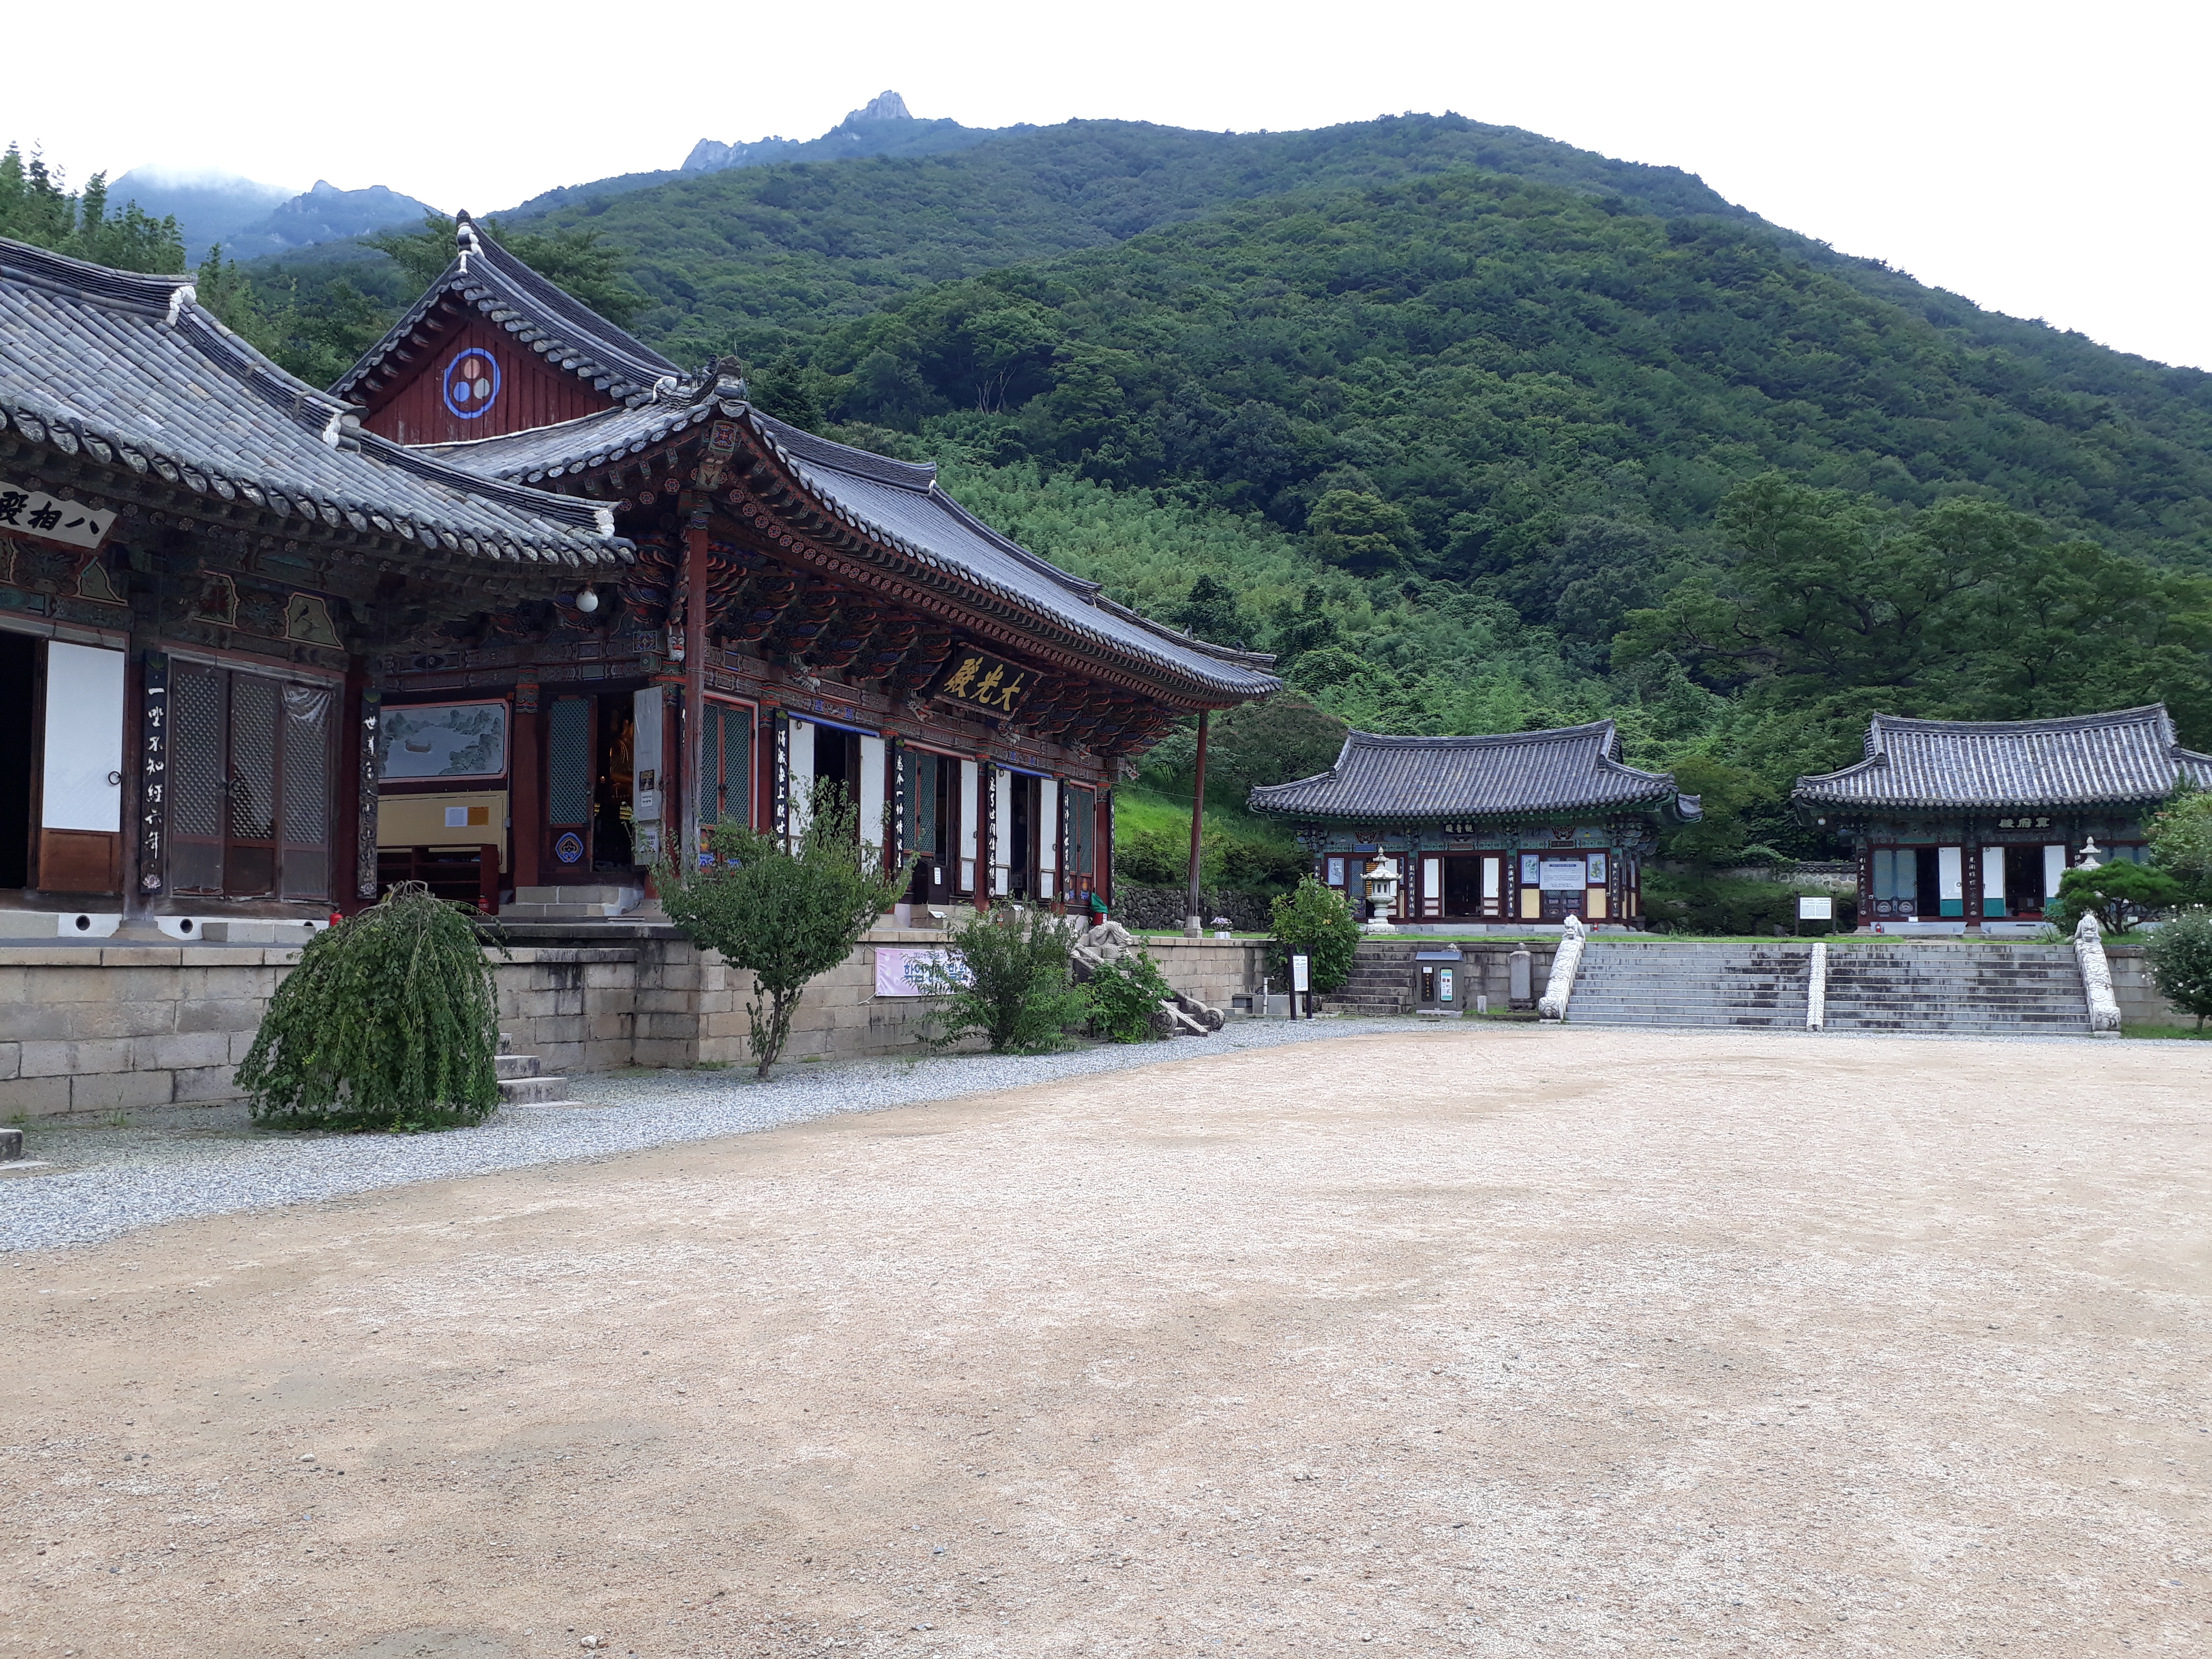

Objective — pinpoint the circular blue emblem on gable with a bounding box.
[554,831,585,865]
[440,349,502,420]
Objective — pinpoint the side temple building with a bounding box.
[1792,705,2212,933]
[1249,723,1699,928]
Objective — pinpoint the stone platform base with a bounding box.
[0,928,1272,1120]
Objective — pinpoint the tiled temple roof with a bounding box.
[0,237,630,565]
[427,384,1280,699]
[330,214,679,408]
[1794,706,2212,810]
[1250,722,1694,820]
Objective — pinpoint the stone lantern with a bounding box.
[1363,853,1401,931]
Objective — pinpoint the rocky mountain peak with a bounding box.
[845,91,911,124]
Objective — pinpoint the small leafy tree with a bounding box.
[658,781,914,1079]
[234,882,501,1132]
[1269,876,1360,993]
[1085,950,1175,1042]
[921,905,1092,1053]
[2144,909,2212,1030]
[2149,789,2212,904]
[2047,861,2184,936]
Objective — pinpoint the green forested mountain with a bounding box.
[199,111,2212,858]
[525,115,1751,363]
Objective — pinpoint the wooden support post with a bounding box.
[510,681,541,893]
[1185,709,1209,936]
[683,510,709,873]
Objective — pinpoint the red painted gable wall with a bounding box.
[359,317,617,446]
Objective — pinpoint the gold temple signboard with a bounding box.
[932,647,1031,715]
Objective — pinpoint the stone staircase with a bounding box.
[1319,947,1417,1017]
[1823,943,2090,1036]
[1568,941,1812,1029]
[496,1032,584,1109]
[499,884,645,922]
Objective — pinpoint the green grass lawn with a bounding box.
[2120,1022,2211,1040]
[1114,786,1304,849]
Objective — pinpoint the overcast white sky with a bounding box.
[12,1,2207,366]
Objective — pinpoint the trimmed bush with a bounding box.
[1269,876,1360,993]
[1641,870,1856,935]
[2046,861,2183,936]
[234,881,500,1133]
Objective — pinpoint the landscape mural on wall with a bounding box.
[378,701,509,782]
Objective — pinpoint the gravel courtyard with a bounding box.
[4,1025,2206,1658]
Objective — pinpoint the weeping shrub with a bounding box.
[234,881,502,1132]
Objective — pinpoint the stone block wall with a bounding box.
[0,944,296,1118]
[0,928,1282,1120]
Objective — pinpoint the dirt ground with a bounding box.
[3,1027,2208,1659]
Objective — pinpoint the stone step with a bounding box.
[495,1052,541,1081]
[512,885,641,906]
[1572,1014,1809,1027]
[498,1074,574,1106]
[505,885,645,920]
[500,903,639,921]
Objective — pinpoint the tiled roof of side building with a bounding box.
[1250,723,1695,819]
[0,237,630,565]
[330,214,679,408]
[1793,706,2212,810]
[427,386,1281,698]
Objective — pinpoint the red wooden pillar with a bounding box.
[510,681,541,892]
[1100,786,1115,910]
[335,660,371,911]
[684,517,710,870]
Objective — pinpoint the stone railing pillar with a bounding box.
[1538,915,1587,1022]
[1806,940,1827,1030]
[2074,913,2124,1038]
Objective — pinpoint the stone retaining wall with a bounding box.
[0,930,1276,1120]
[2104,947,2193,1028]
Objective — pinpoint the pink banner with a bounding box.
[875,946,967,997]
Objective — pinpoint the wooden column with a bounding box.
[975,760,994,911]
[1102,787,1116,910]
[510,681,542,892]
[682,509,710,872]
[330,659,365,912]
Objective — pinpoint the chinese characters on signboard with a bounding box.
[931,648,1030,715]
[0,481,116,550]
